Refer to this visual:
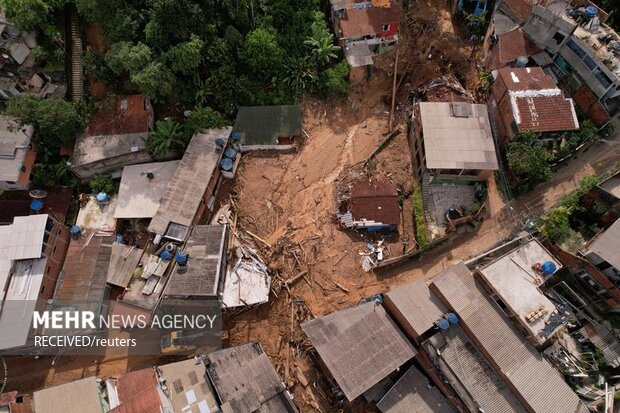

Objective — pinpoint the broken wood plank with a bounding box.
[285,270,308,287]
[244,230,272,248]
[334,281,350,294]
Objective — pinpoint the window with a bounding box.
[165,222,189,240]
[553,55,571,76]
[567,38,586,59]
[382,24,390,32]
[583,55,597,70]
[553,32,565,44]
[40,286,45,294]
[594,68,612,89]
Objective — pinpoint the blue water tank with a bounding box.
[175,252,188,265]
[437,318,450,330]
[541,260,557,275]
[231,132,241,142]
[161,250,172,261]
[446,313,459,325]
[220,157,233,171]
[70,225,81,235]
[30,200,43,211]
[215,138,225,148]
[96,192,109,202]
[224,147,237,159]
[586,6,598,17]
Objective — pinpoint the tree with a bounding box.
[186,106,227,134]
[130,62,176,101]
[538,206,574,244]
[242,28,284,77]
[283,57,317,95]
[146,119,187,156]
[0,0,56,31]
[322,61,350,96]
[304,17,340,66]
[105,42,152,75]
[90,174,115,194]
[507,135,552,187]
[144,0,205,49]
[30,160,76,188]
[164,35,204,75]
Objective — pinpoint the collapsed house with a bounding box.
[336,178,400,231]
[0,116,35,191]
[71,95,154,180]
[490,66,579,146]
[329,0,403,68]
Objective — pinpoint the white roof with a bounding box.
[0,214,48,260]
[418,102,498,171]
[222,248,271,308]
[33,377,104,413]
[114,160,180,219]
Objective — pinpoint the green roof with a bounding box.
[233,105,302,146]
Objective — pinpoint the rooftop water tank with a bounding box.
[446,313,459,325]
[231,132,241,142]
[516,56,528,67]
[541,260,557,275]
[30,200,43,212]
[220,157,233,171]
[160,250,172,261]
[437,318,450,330]
[96,192,109,203]
[586,6,598,17]
[215,138,225,148]
[175,252,188,266]
[224,147,237,159]
[70,225,81,235]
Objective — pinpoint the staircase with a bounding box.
[68,11,83,101]
[421,172,432,216]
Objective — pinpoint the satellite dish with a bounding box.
[29,189,48,199]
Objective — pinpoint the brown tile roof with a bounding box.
[0,393,33,413]
[500,0,533,24]
[430,263,589,413]
[111,368,162,413]
[497,67,556,91]
[339,3,403,38]
[301,301,416,401]
[56,234,114,301]
[491,28,540,69]
[0,187,72,224]
[350,179,400,226]
[87,95,150,137]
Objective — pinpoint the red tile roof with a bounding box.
[497,67,556,91]
[87,95,150,137]
[501,0,533,24]
[491,28,540,69]
[339,3,403,38]
[350,179,400,226]
[111,369,162,413]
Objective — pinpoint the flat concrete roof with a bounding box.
[0,116,33,182]
[587,218,620,270]
[76,195,117,231]
[158,358,219,413]
[114,160,180,219]
[33,377,104,413]
[478,239,562,344]
[418,102,498,171]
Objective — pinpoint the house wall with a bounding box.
[193,168,223,226]
[409,104,426,179]
[71,151,153,181]
[39,217,71,300]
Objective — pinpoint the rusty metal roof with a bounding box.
[301,301,416,401]
[350,179,400,226]
[111,368,162,413]
[430,263,589,413]
[87,95,150,137]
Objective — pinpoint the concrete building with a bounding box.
[329,0,403,68]
[71,95,154,180]
[0,116,34,191]
[0,213,70,352]
[410,101,498,180]
[490,67,579,146]
[584,218,620,288]
[32,377,107,413]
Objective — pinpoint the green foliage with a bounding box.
[31,160,76,188]
[413,185,427,250]
[0,0,57,31]
[507,133,552,189]
[322,61,350,97]
[186,106,227,134]
[304,15,340,66]
[283,57,318,95]
[146,119,188,156]
[465,13,486,35]
[164,35,204,75]
[130,62,176,102]
[105,42,152,75]
[242,28,285,77]
[537,206,574,244]
[89,174,115,194]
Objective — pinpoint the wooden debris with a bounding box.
[244,230,272,248]
[296,368,309,387]
[334,282,350,294]
[285,270,308,288]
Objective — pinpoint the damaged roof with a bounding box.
[430,263,589,413]
[338,3,403,38]
[0,115,33,183]
[301,301,416,401]
[207,342,297,413]
[418,102,499,171]
[350,179,400,226]
[497,67,579,133]
[377,366,455,413]
[164,225,228,297]
[491,28,540,69]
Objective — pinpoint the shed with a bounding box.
[233,106,301,150]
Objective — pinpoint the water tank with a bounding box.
[437,318,450,330]
[541,260,557,275]
[516,56,528,67]
[215,138,225,148]
[96,192,109,203]
[586,6,598,17]
[224,147,237,159]
[220,157,233,171]
[175,252,188,266]
[231,132,241,142]
[446,313,459,325]
[70,225,81,235]
[160,250,172,261]
[30,200,43,211]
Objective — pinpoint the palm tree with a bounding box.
[283,57,318,96]
[146,119,187,157]
[304,22,340,66]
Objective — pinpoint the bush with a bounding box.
[322,61,350,97]
[90,174,116,195]
[412,185,427,250]
[537,206,574,244]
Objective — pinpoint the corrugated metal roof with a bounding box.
[111,368,161,413]
[377,366,455,413]
[158,358,219,413]
[587,218,620,270]
[148,128,231,236]
[598,171,620,199]
[384,280,447,338]
[233,106,301,147]
[207,342,297,413]
[164,225,227,297]
[430,263,589,413]
[0,214,48,260]
[579,322,620,368]
[418,102,498,171]
[106,243,144,288]
[301,301,416,401]
[33,377,104,413]
[350,179,400,226]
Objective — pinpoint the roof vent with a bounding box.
[146,172,155,180]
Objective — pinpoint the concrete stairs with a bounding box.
[68,12,83,102]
